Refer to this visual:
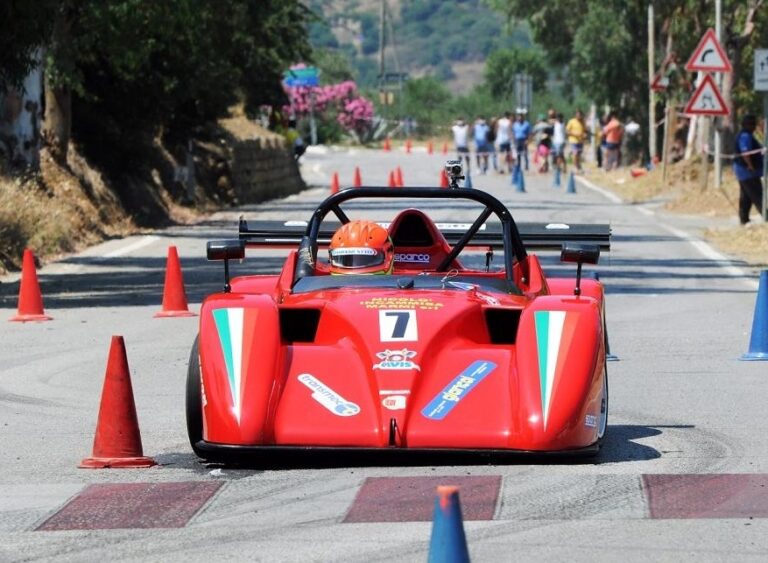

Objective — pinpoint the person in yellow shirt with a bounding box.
[566,109,587,173]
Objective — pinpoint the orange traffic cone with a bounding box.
[439,168,449,188]
[155,246,196,318]
[80,336,156,468]
[330,172,340,194]
[383,137,391,152]
[388,170,397,188]
[395,167,404,187]
[353,167,362,188]
[427,141,434,155]
[442,142,448,155]
[405,139,412,154]
[10,249,52,322]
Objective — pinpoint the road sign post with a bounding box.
[756,49,768,220]
[283,67,321,145]
[685,28,732,192]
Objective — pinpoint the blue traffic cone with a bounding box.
[553,166,561,188]
[740,270,768,361]
[428,486,470,563]
[515,167,526,193]
[566,172,576,194]
[464,172,473,189]
[511,164,520,186]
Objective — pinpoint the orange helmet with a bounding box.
[328,220,394,275]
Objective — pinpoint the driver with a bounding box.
[328,220,394,275]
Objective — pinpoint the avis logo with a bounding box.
[373,349,421,371]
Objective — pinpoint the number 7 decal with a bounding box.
[379,310,418,342]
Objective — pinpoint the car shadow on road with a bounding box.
[157,424,664,472]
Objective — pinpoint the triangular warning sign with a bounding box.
[683,74,729,116]
[650,72,669,92]
[685,28,732,72]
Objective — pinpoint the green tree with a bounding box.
[484,48,548,99]
[0,1,56,90]
[1,0,313,162]
[400,76,453,134]
[571,5,635,110]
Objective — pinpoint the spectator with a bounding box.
[623,117,642,165]
[286,118,306,161]
[495,111,513,173]
[512,110,531,171]
[602,112,624,171]
[532,114,553,173]
[566,109,588,173]
[733,114,765,226]
[473,115,491,174]
[452,117,471,171]
[551,113,567,173]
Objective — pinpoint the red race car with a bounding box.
[187,186,610,462]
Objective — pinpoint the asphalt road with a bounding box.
[1,146,767,562]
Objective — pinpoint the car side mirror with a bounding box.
[207,240,245,292]
[560,243,600,296]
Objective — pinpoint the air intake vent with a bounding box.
[280,308,321,342]
[484,309,521,344]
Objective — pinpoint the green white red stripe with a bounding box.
[534,310,579,430]
[213,307,259,423]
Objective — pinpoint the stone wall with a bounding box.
[230,136,306,204]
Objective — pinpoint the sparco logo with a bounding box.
[395,253,430,263]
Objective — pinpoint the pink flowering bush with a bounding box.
[284,69,374,143]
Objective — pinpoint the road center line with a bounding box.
[103,235,159,258]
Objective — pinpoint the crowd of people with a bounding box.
[451,108,642,178]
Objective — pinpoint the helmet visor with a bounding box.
[329,247,386,269]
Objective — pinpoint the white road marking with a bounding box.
[577,176,759,291]
[576,176,623,203]
[103,235,159,258]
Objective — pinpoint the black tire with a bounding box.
[186,336,204,458]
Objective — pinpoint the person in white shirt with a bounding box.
[452,118,471,171]
[551,113,566,173]
[495,111,512,173]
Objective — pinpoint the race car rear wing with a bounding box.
[237,219,611,251]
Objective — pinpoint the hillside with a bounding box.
[306,0,533,94]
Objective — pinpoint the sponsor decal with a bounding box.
[434,222,487,231]
[534,310,579,431]
[585,414,597,428]
[298,374,360,416]
[213,307,259,423]
[382,395,407,410]
[379,310,418,342]
[330,247,377,256]
[361,297,443,310]
[373,349,420,370]
[394,252,431,264]
[421,361,497,420]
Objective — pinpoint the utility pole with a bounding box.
[648,3,657,163]
[378,0,385,80]
[714,0,723,188]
